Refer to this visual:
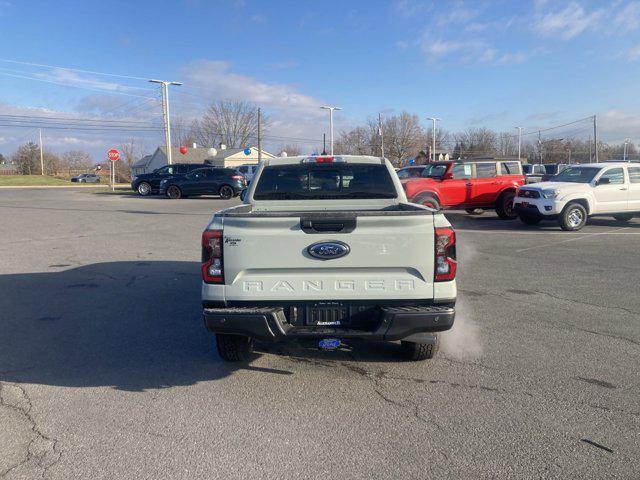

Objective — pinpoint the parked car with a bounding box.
[201,155,456,362]
[540,163,569,182]
[402,160,525,219]
[395,166,425,179]
[522,164,546,184]
[160,167,246,199]
[131,163,206,196]
[71,173,100,183]
[237,164,259,183]
[514,162,640,230]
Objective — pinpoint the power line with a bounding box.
[0,58,150,81]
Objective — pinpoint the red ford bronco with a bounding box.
[401,160,525,219]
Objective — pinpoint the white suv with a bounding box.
[514,162,640,230]
[237,164,259,182]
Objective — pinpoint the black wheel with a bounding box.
[413,193,440,210]
[465,208,485,215]
[519,214,542,225]
[496,191,517,219]
[401,338,439,361]
[559,202,587,231]
[613,213,634,222]
[219,185,234,200]
[137,182,152,196]
[166,185,182,199]
[215,334,254,362]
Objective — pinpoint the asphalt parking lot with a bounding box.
[1,189,639,479]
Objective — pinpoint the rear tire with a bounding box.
[219,185,234,200]
[166,185,182,199]
[413,193,440,210]
[137,182,152,196]
[401,338,439,361]
[613,213,634,222]
[215,334,254,362]
[519,214,542,225]
[559,202,587,231]
[495,191,517,219]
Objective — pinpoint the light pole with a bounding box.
[427,117,440,162]
[149,79,182,165]
[624,138,631,161]
[320,105,341,155]
[515,126,523,160]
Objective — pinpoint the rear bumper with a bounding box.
[203,305,455,342]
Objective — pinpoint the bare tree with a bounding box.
[12,142,39,175]
[61,150,93,176]
[453,128,498,158]
[278,144,302,156]
[191,100,265,148]
[384,112,424,165]
[171,116,196,147]
[336,127,373,155]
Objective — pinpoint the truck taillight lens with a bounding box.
[202,230,223,284]
[434,227,456,282]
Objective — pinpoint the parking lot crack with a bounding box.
[0,382,61,479]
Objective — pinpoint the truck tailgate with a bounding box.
[220,212,435,301]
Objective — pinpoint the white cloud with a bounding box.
[613,1,640,32]
[599,110,640,144]
[533,2,604,39]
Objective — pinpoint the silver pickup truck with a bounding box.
[201,155,457,361]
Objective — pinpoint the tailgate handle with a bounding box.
[300,217,356,234]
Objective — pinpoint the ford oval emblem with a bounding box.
[307,241,350,260]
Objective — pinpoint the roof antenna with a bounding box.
[321,133,327,155]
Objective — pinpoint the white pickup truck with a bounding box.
[201,155,457,362]
[514,162,640,230]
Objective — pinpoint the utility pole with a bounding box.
[538,130,542,164]
[427,117,440,162]
[589,135,593,163]
[257,107,262,162]
[149,79,182,165]
[320,105,341,155]
[624,138,630,161]
[378,113,385,158]
[38,128,44,175]
[593,115,598,163]
[515,126,523,160]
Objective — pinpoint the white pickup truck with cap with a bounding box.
[200,155,457,361]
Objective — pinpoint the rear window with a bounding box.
[475,163,497,178]
[253,163,397,200]
[500,162,521,175]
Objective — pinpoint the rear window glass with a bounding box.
[253,163,397,200]
[629,167,640,183]
[500,162,521,175]
[475,163,497,178]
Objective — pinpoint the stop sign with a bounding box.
[108,149,120,162]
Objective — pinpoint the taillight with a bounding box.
[202,230,223,284]
[434,227,456,282]
[302,156,345,163]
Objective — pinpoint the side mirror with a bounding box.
[442,172,454,180]
[240,188,248,202]
[597,177,610,186]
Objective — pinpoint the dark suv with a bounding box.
[131,163,206,196]
[159,168,246,199]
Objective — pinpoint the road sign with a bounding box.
[108,149,120,162]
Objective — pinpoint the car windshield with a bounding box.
[421,164,448,178]
[253,163,397,200]
[553,166,600,183]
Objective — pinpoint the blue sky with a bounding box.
[1,0,639,158]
